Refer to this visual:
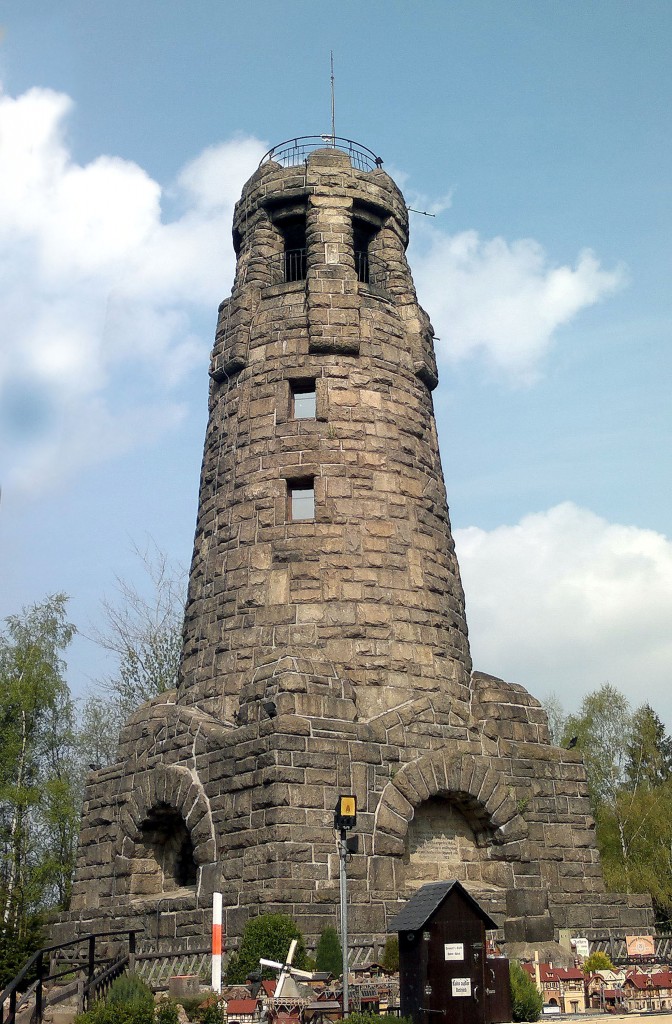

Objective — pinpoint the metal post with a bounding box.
[128,930,136,974]
[86,935,96,1009]
[35,951,43,1023]
[339,827,349,1016]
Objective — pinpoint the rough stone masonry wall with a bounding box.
[57,146,654,956]
[59,668,653,953]
[179,148,471,725]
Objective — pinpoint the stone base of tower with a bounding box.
[54,662,654,958]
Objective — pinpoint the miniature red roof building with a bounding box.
[227,998,259,1015]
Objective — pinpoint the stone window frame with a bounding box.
[290,379,316,420]
[286,476,316,522]
[372,746,529,861]
[277,376,328,424]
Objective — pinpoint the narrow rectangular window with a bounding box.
[353,218,379,284]
[288,479,315,521]
[280,214,307,282]
[290,380,316,419]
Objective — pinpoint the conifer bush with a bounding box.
[315,925,342,975]
[509,960,543,1022]
[380,935,399,972]
[225,913,308,983]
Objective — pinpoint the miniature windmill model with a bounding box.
[260,939,315,1000]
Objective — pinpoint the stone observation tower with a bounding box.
[63,138,652,957]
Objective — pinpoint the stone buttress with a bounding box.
[58,142,653,957]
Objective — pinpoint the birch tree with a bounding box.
[0,594,77,964]
[565,686,672,921]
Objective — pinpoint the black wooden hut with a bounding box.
[390,880,512,1024]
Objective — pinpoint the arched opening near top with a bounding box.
[353,219,377,283]
[279,214,307,281]
[138,802,198,891]
[266,201,308,283]
[352,200,386,286]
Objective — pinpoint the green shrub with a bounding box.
[225,913,308,984]
[156,1000,180,1024]
[582,950,614,974]
[197,1004,224,1024]
[106,973,154,1008]
[510,960,543,1022]
[180,990,224,1023]
[380,936,399,973]
[73,1001,154,1024]
[73,972,155,1024]
[180,993,209,1016]
[315,925,342,975]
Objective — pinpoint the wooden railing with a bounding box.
[135,947,210,991]
[0,928,141,1024]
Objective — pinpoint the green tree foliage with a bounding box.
[581,950,615,974]
[509,959,543,1022]
[0,913,44,988]
[599,782,672,919]
[625,704,672,790]
[315,925,342,975]
[380,935,399,972]
[562,684,632,808]
[558,685,672,923]
[0,595,78,972]
[225,914,308,984]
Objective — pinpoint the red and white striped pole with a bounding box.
[211,892,223,993]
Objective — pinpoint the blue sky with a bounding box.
[1,1,670,727]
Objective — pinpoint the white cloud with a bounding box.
[455,503,672,724]
[0,86,266,493]
[411,229,625,380]
[0,84,627,494]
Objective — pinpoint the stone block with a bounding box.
[506,889,549,917]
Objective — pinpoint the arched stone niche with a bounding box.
[373,750,530,889]
[118,763,216,897]
[403,796,515,891]
[136,803,198,892]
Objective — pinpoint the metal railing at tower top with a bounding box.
[260,136,384,172]
[261,248,389,290]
